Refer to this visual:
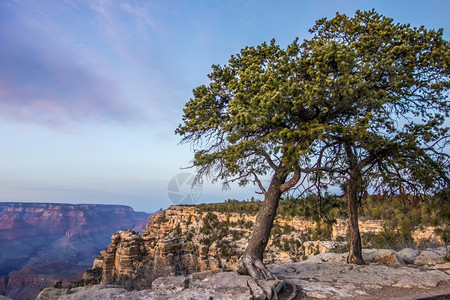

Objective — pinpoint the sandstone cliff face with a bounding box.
[0,202,150,300]
[95,205,444,287]
[332,219,440,245]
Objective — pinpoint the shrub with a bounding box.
[83,267,102,285]
[201,245,210,256]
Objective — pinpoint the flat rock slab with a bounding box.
[149,272,255,300]
[414,250,444,266]
[269,262,450,299]
[397,248,419,264]
[36,285,128,300]
[42,273,256,300]
[36,262,450,300]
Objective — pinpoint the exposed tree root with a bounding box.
[247,278,266,300]
[287,283,298,300]
[346,253,365,265]
[240,255,297,300]
[238,255,276,280]
[281,282,298,300]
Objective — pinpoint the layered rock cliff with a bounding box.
[0,202,150,300]
[94,205,443,288]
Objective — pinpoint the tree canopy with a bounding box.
[176,40,314,192]
[176,38,317,284]
[300,10,449,194]
[295,10,450,263]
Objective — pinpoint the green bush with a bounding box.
[201,245,210,256]
[54,280,63,289]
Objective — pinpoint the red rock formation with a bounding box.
[0,202,150,300]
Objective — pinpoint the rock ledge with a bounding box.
[36,258,450,300]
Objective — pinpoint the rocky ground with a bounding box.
[35,247,450,300]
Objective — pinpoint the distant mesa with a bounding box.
[0,202,151,300]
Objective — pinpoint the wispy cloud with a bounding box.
[120,2,160,33]
[0,46,141,128]
[88,0,162,69]
[0,1,145,129]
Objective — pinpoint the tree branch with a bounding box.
[252,173,267,196]
[262,151,278,171]
[280,165,301,193]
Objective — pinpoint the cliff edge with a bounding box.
[92,205,444,290]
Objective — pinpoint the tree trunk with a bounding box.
[237,173,285,280]
[343,142,365,265]
[346,175,365,265]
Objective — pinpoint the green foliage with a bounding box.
[68,280,84,289]
[186,232,194,241]
[200,237,211,246]
[300,9,449,196]
[233,229,242,240]
[244,220,254,229]
[197,193,447,245]
[299,11,448,260]
[313,246,320,256]
[200,212,219,235]
[197,211,247,259]
[201,245,210,256]
[54,280,63,289]
[278,194,346,223]
[358,193,449,250]
[178,9,449,262]
[359,194,446,227]
[199,194,346,223]
[270,223,282,237]
[198,199,262,214]
[186,215,193,226]
[83,267,102,285]
[281,224,291,235]
[312,223,333,241]
[362,226,410,250]
[176,38,316,191]
[217,240,234,258]
[282,239,290,252]
[174,224,181,235]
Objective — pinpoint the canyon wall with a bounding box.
[94,205,443,288]
[0,202,150,300]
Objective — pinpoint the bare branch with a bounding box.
[252,173,267,196]
[262,151,278,171]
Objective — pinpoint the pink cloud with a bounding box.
[0,0,147,130]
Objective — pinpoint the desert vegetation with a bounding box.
[198,192,449,256]
[89,195,447,294]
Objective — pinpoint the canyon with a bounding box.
[1,202,446,299]
[93,205,444,288]
[0,202,150,300]
[35,204,449,299]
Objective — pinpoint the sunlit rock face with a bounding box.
[95,205,444,289]
[0,202,150,300]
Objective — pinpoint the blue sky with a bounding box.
[0,0,448,213]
